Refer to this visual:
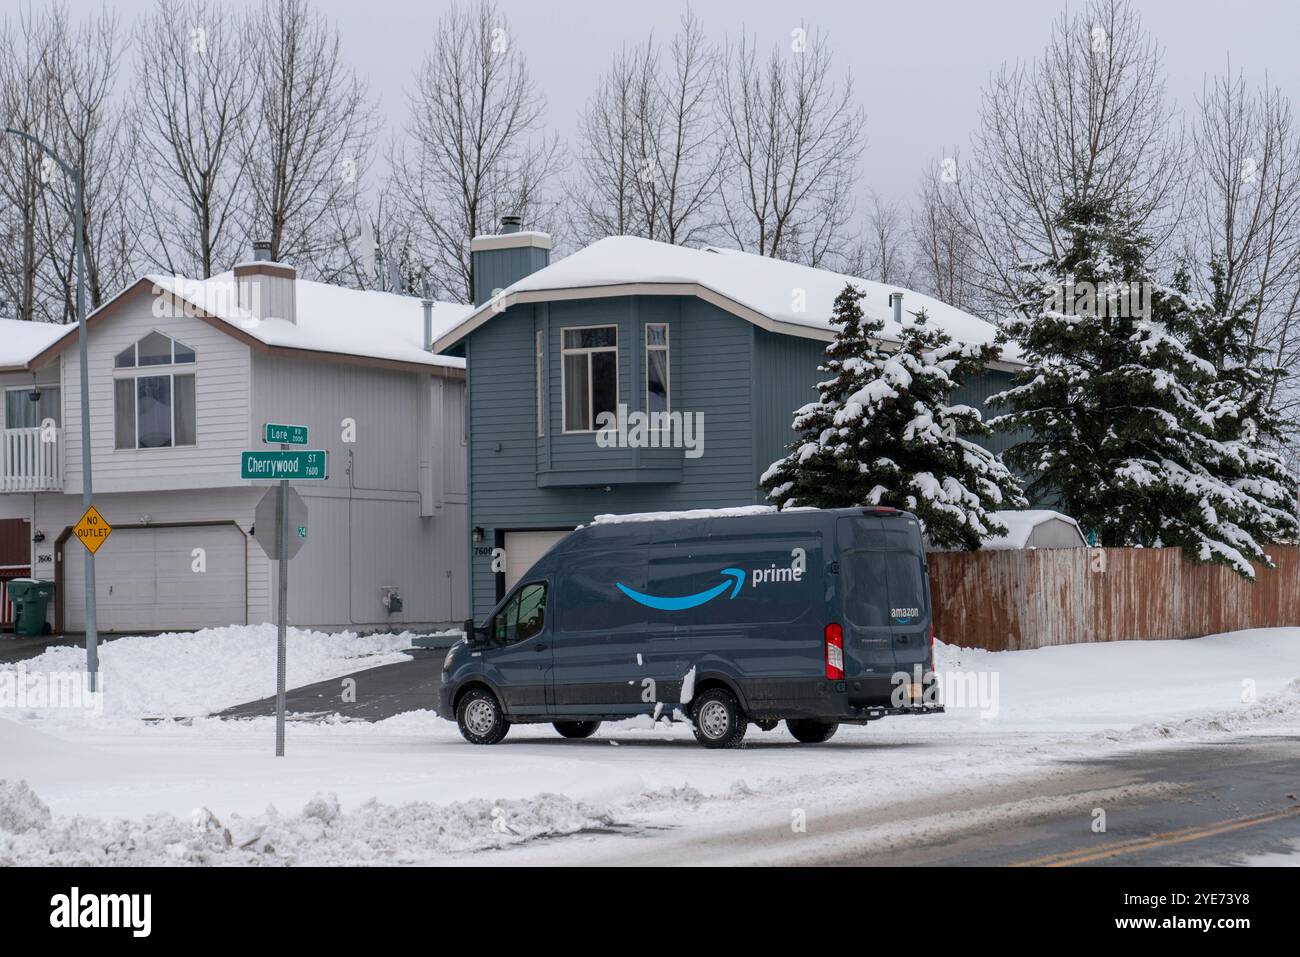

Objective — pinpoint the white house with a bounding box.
[0,248,471,634]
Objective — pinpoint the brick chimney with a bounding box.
[234,240,297,324]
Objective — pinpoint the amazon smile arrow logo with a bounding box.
[615,568,745,611]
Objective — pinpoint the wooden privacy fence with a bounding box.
[927,545,1300,652]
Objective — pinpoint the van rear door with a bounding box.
[835,515,932,705]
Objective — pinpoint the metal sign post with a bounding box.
[275,444,288,757]
[244,426,322,756]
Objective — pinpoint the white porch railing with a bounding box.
[1,427,63,492]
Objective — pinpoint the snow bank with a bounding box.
[1,624,415,722]
[0,784,621,866]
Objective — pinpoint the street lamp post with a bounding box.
[4,127,98,690]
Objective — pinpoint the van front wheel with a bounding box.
[553,720,601,739]
[457,688,510,745]
[691,688,747,749]
[786,719,838,744]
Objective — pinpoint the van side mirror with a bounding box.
[463,618,486,646]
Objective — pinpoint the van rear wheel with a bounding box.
[786,719,838,744]
[553,720,601,739]
[456,688,510,745]
[691,688,747,749]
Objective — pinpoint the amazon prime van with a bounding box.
[438,506,942,748]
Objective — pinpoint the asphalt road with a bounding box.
[501,734,1300,866]
[215,653,1300,868]
[215,649,444,721]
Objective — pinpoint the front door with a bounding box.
[482,580,552,717]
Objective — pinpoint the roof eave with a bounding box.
[432,281,1027,369]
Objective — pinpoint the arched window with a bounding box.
[113,332,197,449]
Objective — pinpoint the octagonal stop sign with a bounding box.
[254,486,309,561]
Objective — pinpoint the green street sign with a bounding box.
[241,450,328,481]
[264,423,309,445]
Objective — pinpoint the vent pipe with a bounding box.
[421,280,434,352]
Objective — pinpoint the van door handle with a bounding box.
[535,643,548,652]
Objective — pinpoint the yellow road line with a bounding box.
[1011,804,1300,867]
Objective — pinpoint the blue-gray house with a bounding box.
[434,225,1021,619]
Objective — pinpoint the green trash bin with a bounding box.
[9,579,54,637]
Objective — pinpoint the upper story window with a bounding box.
[4,386,61,430]
[561,325,617,432]
[113,332,197,450]
[646,323,670,415]
[115,331,196,368]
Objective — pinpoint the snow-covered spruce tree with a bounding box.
[989,197,1299,576]
[760,284,1026,549]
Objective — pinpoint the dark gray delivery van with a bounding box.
[439,507,942,748]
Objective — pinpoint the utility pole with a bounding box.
[3,127,97,689]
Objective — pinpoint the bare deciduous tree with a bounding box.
[0,5,59,322]
[569,11,720,248]
[1187,68,1300,426]
[133,0,254,279]
[245,0,375,275]
[843,190,909,285]
[38,6,138,316]
[908,155,979,311]
[717,25,865,269]
[393,0,562,303]
[954,0,1185,314]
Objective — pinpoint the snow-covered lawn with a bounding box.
[2,624,417,722]
[2,625,1299,864]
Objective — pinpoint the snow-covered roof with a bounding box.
[149,273,470,370]
[981,510,1087,550]
[434,236,1019,365]
[0,317,74,371]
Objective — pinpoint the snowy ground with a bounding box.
[2,625,1299,865]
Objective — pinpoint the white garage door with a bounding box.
[503,530,571,591]
[64,524,247,632]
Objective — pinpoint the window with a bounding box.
[4,386,60,430]
[535,329,545,437]
[492,581,548,644]
[645,323,670,415]
[113,332,197,449]
[115,332,195,369]
[561,325,617,432]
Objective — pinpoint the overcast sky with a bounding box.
[6,0,1300,213]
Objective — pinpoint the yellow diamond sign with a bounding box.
[73,505,112,555]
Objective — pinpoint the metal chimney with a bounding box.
[889,291,903,326]
[421,280,434,352]
[499,215,522,234]
[252,240,273,262]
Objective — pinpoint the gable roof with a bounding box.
[432,235,1020,367]
[0,317,76,373]
[17,274,472,376]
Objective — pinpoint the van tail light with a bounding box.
[929,623,936,672]
[825,623,845,680]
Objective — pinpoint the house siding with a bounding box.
[62,287,251,496]
[467,296,756,618]
[249,353,468,629]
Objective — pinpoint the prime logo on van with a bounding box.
[615,561,807,612]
